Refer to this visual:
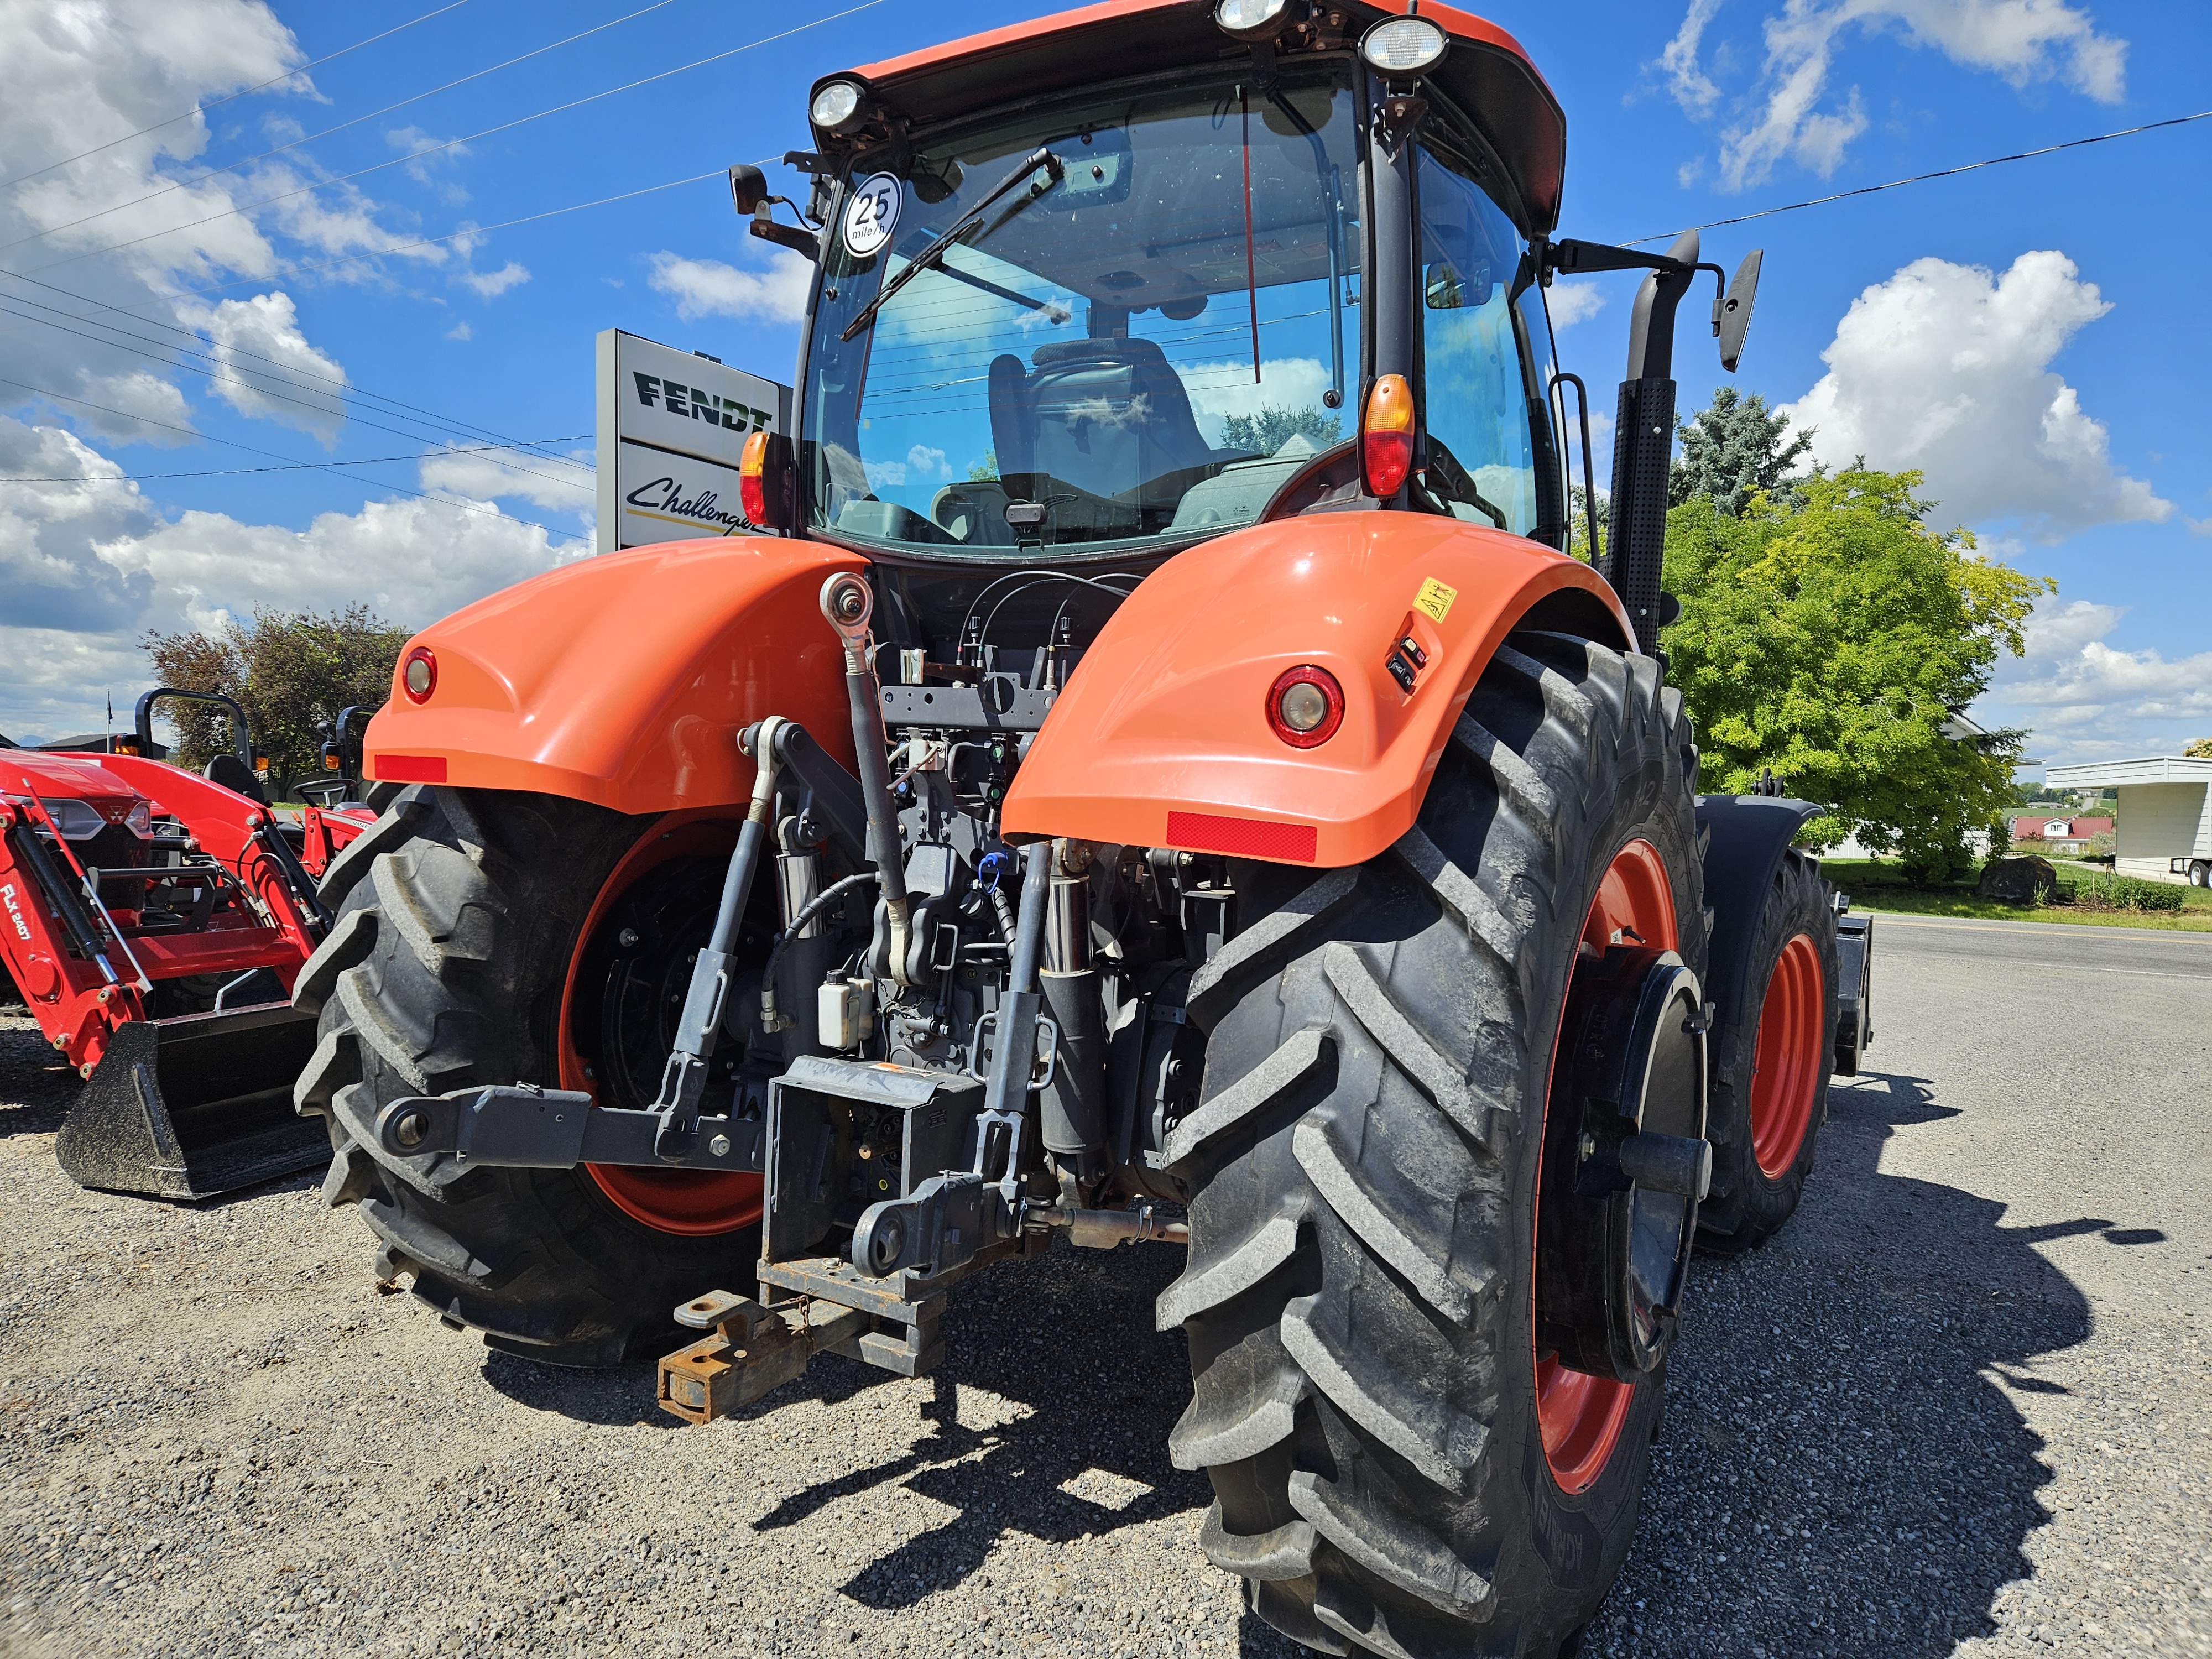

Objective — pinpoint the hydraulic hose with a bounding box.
[758,870,879,1033]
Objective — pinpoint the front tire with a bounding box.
[293,787,768,1366]
[1164,632,1705,1658]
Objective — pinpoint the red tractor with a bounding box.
[306,3,1874,1650]
[1,690,364,1198]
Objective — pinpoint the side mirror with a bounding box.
[728,164,770,218]
[1717,249,1761,373]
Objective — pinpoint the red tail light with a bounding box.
[401,646,437,704]
[739,429,769,526]
[1267,665,1344,748]
[1362,374,1415,498]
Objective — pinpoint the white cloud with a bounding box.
[1659,0,1726,117]
[1979,597,2212,759]
[74,370,197,446]
[904,445,950,482]
[176,291,348,442]
[1777,250,2167,538]
[1667,0,2129,191]
[1545,281,1607,330]
[418,444,594,511]
[646,251,811,324]
[456,261,530,299]
[0,413,587,742]
[446,321,472,342]
[388,124,470,199]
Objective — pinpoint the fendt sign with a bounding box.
[594,329,791,551]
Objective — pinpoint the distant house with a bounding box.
[2043,757,2212,886]
[2007,813,2113,857]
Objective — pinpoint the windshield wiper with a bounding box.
[840,147,1065,342]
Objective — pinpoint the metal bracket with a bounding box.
[656,1290,871,1423]
[967,1010,1058,1088]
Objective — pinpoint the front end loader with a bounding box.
[2,690,349,1199]
[307,4,1873,1651]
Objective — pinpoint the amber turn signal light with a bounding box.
[1362,373,1415,498]
[739,429,770,527]
[1267,665,1345,748]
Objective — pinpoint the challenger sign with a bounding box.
[594,330,792,551]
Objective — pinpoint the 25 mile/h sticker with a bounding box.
[843,173,900,259]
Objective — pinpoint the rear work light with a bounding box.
[1361,17,1448,75]
[1214,0,1288,41]
[1363,373,1415,498]
[739,429,770,526]
[1267,665,1345,748]
[402,646,437,704]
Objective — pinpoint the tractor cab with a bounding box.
[747,0,1573,568]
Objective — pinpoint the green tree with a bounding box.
[967,449,999,482]
[2187,737,2212,759]
[142,606,411,798]
[1567,482,1608,564]
[1220,404,1342,456]
[1670,386,1814,517]
[1662,467,2052,883]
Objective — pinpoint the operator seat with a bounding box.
[205,753,267,805]
[988,338,1215,509]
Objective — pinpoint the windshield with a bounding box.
[801,61,1361,557]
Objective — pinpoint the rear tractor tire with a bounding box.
[1695,849,1838,1255]
[292,786,773,1366]
[1163,632,1707,1658]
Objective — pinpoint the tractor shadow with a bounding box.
[749,1239,1215,1612]
[1578,1067,2102,1659]
[0,1011,79,1137]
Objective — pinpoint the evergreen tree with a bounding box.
[1670,386,1813,516]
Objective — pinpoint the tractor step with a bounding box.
[54,1000,325,1201]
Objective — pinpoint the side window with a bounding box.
[1415,145,1537,534]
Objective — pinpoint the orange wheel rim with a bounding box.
[1749,933,1824,1178]
[1532,838,1677,1494]
[558,813,763,1238]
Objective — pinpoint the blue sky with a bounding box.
[1,0,2205,765]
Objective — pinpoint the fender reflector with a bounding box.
[374,754,447,784]
[1165,810,1318,863]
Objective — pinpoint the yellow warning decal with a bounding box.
[1413,576,1457,624]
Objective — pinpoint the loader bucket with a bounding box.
[54,1001,325,1201]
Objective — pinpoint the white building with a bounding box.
[2043,756,2212,886]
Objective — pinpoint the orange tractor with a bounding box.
[2,690,368,1197]
[307,2,1873,1649]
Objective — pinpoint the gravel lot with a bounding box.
[2,912,2206,1659]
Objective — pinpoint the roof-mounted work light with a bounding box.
[1360,16,1447,75]
[1214,0,1290,41]
[809,79,868,135]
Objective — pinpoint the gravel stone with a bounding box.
[0,913,2204,1657]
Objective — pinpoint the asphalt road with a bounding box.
[0,913,2206,1659]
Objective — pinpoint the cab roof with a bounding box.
[831,0,1567,234]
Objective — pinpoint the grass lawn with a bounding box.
[1817,858,2212,934]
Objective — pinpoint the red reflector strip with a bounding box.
[1165,810,1318,863]
[374,754,447,784]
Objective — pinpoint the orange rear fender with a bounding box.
[363,538,865,814]
[1001,512,1631,867]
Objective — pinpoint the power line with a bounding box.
[0,300,594,495]
[6,0,889,281]
[80,166,734,318]
[0,0,681,258]
[0,436,591,484]
[1624,110,2212,247]
[0,2,471,196]
[0,266,593,471]
[0,375,588,544]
